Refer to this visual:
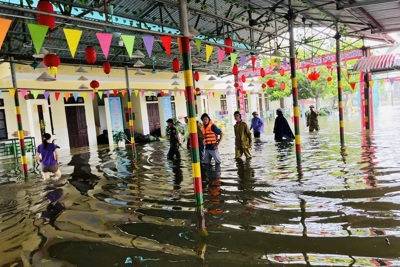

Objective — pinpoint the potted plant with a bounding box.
[113,131,127,147]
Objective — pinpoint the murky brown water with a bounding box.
[1,105,400,267]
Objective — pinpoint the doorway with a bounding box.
[147,103,161,137]
[65,106,89,148]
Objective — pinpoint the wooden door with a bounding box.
[147,103,161,137]
[65,106,89,148]
[0,109,7,139]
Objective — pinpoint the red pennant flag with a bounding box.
[160,36,172,57]
[113,90,118,96]
[55,92,60,101]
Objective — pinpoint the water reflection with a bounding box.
[1,106,400,266]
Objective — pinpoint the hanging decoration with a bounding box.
[63,29,82,58]
[172,58,180,73]
[43,53,60,77]
[103,61,111,75]
[232,64,239,75]
[142,36,155,57]
[261,84,266,89]
[240,75,246,83]
[0,18,12,50]
[195,87,201,95]
[194,71,200,82]
[36,0,55,29]
[218,49,225,65]
[160,36,172,57]
[251,56,256,71]
[327,77,332,82]
[280,81,286,91]
[85,46,96,64]
[96,33,113,59]
[266,78,277,88]
[279,69,285,77]
[234,82,239,88]
[260,68,266,78]
[224,37,233,54]
[350,82,356,90]
[326,60,332,70]
[90,80,100,93]
[308,71,320,81]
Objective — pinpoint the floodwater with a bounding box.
[1,105,400,267]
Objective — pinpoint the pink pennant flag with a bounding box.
[96,33,113,59]
[20,89,28,98]
[90,92,95,100]
[218,49,225,64]
[142,36,155,57]
[160,36,172,57]
[140,90,145,97]
[179,91,183,96]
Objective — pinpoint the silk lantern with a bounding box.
[280,81,286,91]
[260,68,266,78]
[172,58,180,73]
[36,0,55,29]
[241,75,246,83]
[85,46,96,64]
[232,64,239,75]
[103,61,111,75]
[327,77,332,82]
[90,80,100,93]
[279,69,285,76]
[266,79,277,88]
[224,37,233,54]
[43,53,60,77]
[194,71,200,82]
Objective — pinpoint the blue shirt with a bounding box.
[37,143,57,166]
[250,117,264,133]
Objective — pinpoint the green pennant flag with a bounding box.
[230,53,238,67]
[262,58,268,68]
[31,90,39,99]
[195,39,202,53]
[27,23,48,54]
[276,58,281,69]
[98,91,103,99]
[121,35,135,58]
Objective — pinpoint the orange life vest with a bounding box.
[202,121,218,145]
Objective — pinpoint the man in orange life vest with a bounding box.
[201,113,224,165]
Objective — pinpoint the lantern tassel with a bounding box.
[49,67,57,78]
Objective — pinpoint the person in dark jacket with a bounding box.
[306,105,320,132]
[35,133,61,181]
[166,118,182,160]
[273,108,295,142]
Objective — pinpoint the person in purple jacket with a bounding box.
[35,133,61,181]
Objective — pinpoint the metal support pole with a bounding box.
[335,24,345,145]
[179,0,207,237]
[286,1,301,165]
[364,72,370,130]
[10,57,28,181]
[125,66,137,158]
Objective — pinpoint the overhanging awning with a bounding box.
[353,54,400,72]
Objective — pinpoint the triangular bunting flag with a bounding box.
[55,92,60,101]
[142,36,155,57]
[218,49,225,65]
[212,92,215,97]
[73,92,78,101]
[20,89,28,98]
[240,55,247,68]
[205,45,214,63]
[121,35,135,58]
[154,91,158,96]
[27,23,48,54]
[179,91,183,96]
[81,92,87,100]
[230,53,238,67]
[32,90,39,99]
[106,90,110,98]
[134,89,139,97]
[64,92,70,100]
[195,39,202,53]
[370,80,374,87]
[128,89,132,96]
[120,90,126,97]
[98,91,104,99]
[160,36,172,57]
[96,33,113,59]
[90,92,95,100]
[8,89,15,97]
[113,90,118,96]
[262,58,268,69]
[270,58,275,68]
[140,90,145,97]
[44,91,50,99]
[389,77,395,85]
[64,29,82,58]
[0,18,12,50]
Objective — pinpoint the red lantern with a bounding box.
[90,80,100,92]
[327,77,332,82]
[172,58,180,73]
[266,79,277,88]
[224,38,233,54]
[195,87,201,93]
[43,53,60,77]
[194,71,200,82]
[241,75,246,83]
[326,60,332,70]
[242,90,246,95]
[234,82,239,88]
[280,82,286,91]
[103,61,111,75]
[36,0,55,29]
[350,82,356,90]
[232,64,239,75]
[308,71,320,81]
[85,46,96,64]
[261,84,266,89]
[260,68,266,78]
[279,69,285,76]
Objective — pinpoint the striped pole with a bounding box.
[364,72,370,130]
[179,0,207,236]
[287,3,301,165]
[10,57,28,181]
[124,66,137,158]
[335,25,345,145]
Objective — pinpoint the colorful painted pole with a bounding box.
[124,66,137,158]
[179,0,207,236]
[287,2,302,165]
[335,24,345,145]
[10,57,28,181]
[364,72,370,130]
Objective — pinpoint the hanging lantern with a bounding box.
[85,46,96,64]
[172,58,180,73]
[43,53,60,77]
[350,82,356,90]
[36,0,55,29]
[280,81,286,91]
[261,83,266,89]
[260,68,266,78]
[326,60,332,70]
[195,87,201,95]
[251,56,256,71]
[279,69,285,76]
[232,64,239,75]
[103,61,111,75]
[242,90,247,95]
[90,80,100,93]
[224,37,233,54]
[241,75,246,83]
[194,71,200,82]
[308,71,320,81]
[266,79,277,88]
[327,76,332,82]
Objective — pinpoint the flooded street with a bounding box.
[1,105,400,267]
